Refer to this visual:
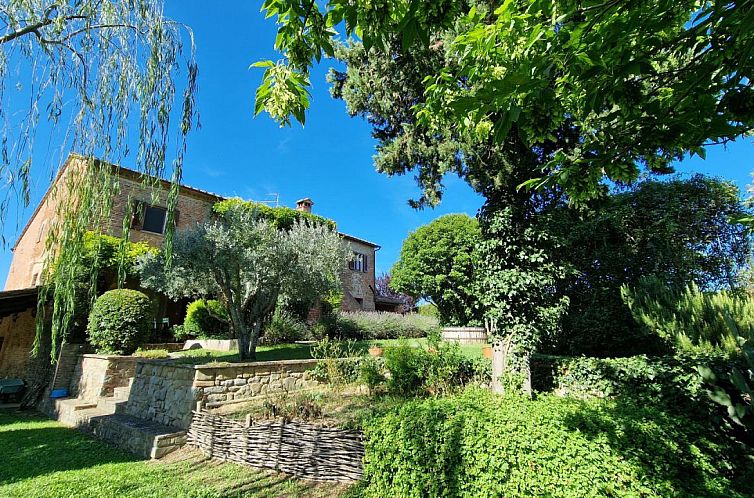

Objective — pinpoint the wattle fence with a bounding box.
[186,410,364,482]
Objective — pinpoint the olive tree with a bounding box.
[138,204,346,360]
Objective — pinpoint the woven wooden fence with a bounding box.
[186,410,364,482]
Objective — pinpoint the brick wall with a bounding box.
[5,155,219,290]
[0,308,36,379]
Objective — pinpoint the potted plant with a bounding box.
[368,345,384,357]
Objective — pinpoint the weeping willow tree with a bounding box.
[1,1,199,361]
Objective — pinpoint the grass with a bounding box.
[172,339,485,365]
[0,410,353,498]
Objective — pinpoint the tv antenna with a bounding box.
[254,193,280,207]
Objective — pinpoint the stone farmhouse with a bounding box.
[0,154,388,379]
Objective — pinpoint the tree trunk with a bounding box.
[491,333,514,394]
[248,321,263,360]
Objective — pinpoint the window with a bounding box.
[141,205,168,234]
[349,252,368,273]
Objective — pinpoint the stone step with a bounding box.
[86,412,187,459]
[112,385,132,400]
[96,396,128,414]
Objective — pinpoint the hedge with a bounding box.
[530,353,737,419]
[335,311,439,340]
[362,388,751,498]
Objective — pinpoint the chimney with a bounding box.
[296,197,314,213]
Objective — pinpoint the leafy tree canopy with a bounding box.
[257,0,754,202]
[138,202,346,359]
[391,214,482,326]
[546,175,752,356]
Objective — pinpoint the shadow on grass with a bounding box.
[0,411,140,485]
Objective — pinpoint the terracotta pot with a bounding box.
[483,346,493,359]
[368,346,384,357]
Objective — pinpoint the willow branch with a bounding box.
[0,15,88,45]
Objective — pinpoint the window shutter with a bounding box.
[363,254,368,273]
[130,201,143,229]
[173,209,180,228]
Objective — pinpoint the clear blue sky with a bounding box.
[1,1,753,285]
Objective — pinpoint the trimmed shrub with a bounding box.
[87,289,153,355]
[361,388,751,497]
[382,341,471,396]
[183,299,230,339]
[133,348,170,359]
[310,337,363,384]
[336,311,439,340]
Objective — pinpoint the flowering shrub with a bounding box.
[336,311,439,340]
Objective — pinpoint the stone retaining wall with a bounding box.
[70,355,138,401]
[123,358,322,430]
[125,361,197,429]
[194,359,320,408]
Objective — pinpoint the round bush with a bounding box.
[87,289,153,355]
[183,299,229,339]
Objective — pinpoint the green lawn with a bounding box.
[172,338,485,365]
[0,410,352,498]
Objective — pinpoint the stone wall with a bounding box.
[125,361,197,430]
[183,339,238,352]
[70,355,137,400]
[0,308,36,379]
[193,359,320,408]
[121,358,321,430]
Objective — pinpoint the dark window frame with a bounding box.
[141,205,168,234]
[349,251,368,273]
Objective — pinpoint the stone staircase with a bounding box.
[50,377,187,459]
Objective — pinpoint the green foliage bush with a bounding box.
[391,214,482,326]
[183,299,230,339]
[532,353,738,425]
[546,176,750,357]
[622,277,754,354]
[700,340,754,431]
[361,388,751,498]
[65,232,155,341]
[381,341,476,396]
[335,311,439,340]
[87,289,153,355]
[262,311,309,344]
[359,355,386,394]
[132,348,170,359]
[310,337,362,384]
[213,198,336,230]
